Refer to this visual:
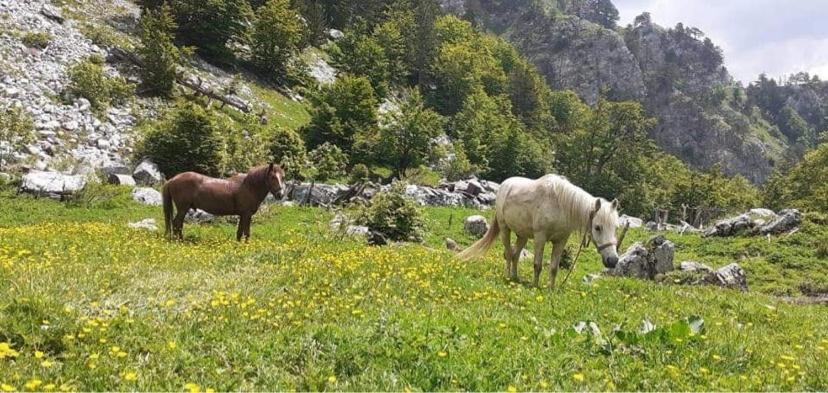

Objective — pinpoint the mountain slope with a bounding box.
[443,0,791,183]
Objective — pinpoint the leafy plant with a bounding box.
[21,31,51,49]
[65,56,134,112]
[138,3,180,96]
[135,101,227,177]
[356,180,424,242]
[0,107,35,171]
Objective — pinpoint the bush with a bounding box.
[356,181,424,242]
[251,0,303,78]
[265,127,305,179]
[0,107,35,171]
[303,75,378,162]
[65,57,134,112]
[66,182,132,210]
[349,163,370,184]
[22,31,52,49]
[308,142,348,181]
[136,101,226,177]
[139,3,180,96]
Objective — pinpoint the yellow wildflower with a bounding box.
[328,375,337,383]
[507,385,517,392]
[184,382,200,393]
[573,373,585,382]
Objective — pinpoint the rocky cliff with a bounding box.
[444,0,792,183]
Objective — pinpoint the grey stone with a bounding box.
[445,237,460,252]
[133,159,163,185]
[704,263,748,291]
[131,187,162,205]
[107,173,135,186]
[608,235,674,279]
[40,4,64,23]
[186,209,216,223]
[680,261,713,273]
[759,209,801,235]
[619,214,644,228]
[464,215,489,237]
[327,28,344,40]
[20,170,86,196]
[345,225,370,237]
[703,214,756,237]
[128,218,158,231]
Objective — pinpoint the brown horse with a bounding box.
[162,163,286,241]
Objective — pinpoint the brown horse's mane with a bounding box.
[241,165,270,188]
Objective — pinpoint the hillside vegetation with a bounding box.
[1,192,827,391]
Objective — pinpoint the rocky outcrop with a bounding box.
[607,235,674,279]
[703,208,800,237]
[132,159,163,186]
[131,187,162,206]
[20,170,86,197]
[284,178,499,208]
[664,261,748,291]
[0,0,137,174]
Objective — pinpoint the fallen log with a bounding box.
[109,47,257,117]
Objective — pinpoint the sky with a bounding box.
[612,0,828,84]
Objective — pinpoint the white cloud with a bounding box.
[613,0,828,84]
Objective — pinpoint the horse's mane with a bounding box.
[242,165,273,188]
[547,175,617,232]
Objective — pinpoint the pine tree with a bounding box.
[138,3,179,96]
[251,0,304,77]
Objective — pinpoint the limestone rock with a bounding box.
[131,187,162,206]
[107,173,135,186]
[128,218,158,231]
[464,215,489,237]
[132,159,163,186]
[21,170,86,196]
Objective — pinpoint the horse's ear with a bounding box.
[593,199,601,213]
[267,162,274,174]
[611,198,619,210]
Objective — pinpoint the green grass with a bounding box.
[1,191,827,391]
[248,81,310,131]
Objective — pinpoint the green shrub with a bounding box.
[22,31,51,49]
[267,127,306,177]
[136,101,226,177]
[308,142,348,181]
[349,163,370,184]
[0,107,35,171]
[66,182,132,210]
[138,3,180,96]
[250,0,303,78]
[356,181,424,242]
[224,122,269,175]
[65,57,134,112]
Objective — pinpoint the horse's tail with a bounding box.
[458,213,500,261]
[162,182,173,239]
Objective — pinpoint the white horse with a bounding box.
[458,174,624,289]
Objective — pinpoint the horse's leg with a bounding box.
[500,225,512,280]
[237,214,251,242]
[173,208,188,240]
[512,236,528,281]
[548,238,568,290]
[532,232,548,288]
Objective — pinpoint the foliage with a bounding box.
[138,3,180,96]
[65,182,133,210]
[763,142,828,213]
[303,75,379,163]
[356,180,424,241]
[554,99,656,204]
[136,101,227,177]
[377,90,444,177]
[267,126,306,177]
[65,57,134,113]
[21,31,51,49]
[250,0,304,78]
[145,0,253,61]
[307,142,348,181]
[439,144,477,181]
[349,163,371,184]
[329,23,391,98]
[223,120,270,175]
[0,107,34,171]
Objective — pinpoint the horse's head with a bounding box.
[266,163,286,199]
[589,198,627,269]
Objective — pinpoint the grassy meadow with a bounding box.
[1,189,827,391]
